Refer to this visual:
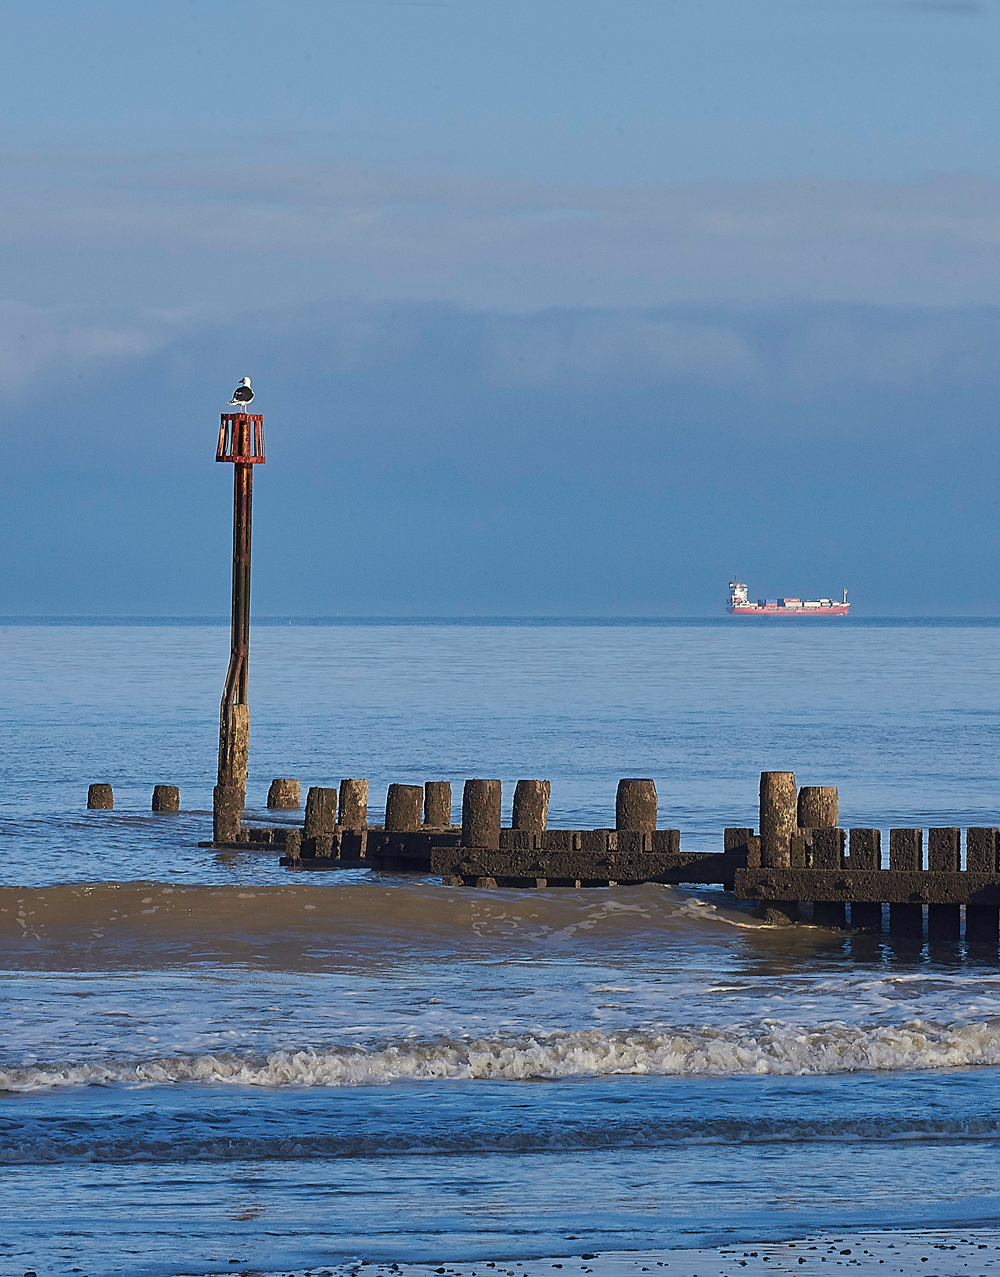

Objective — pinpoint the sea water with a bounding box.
[3,618,1000,1276]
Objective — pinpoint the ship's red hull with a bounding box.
[727,604,849,616]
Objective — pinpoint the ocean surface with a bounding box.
[4,618,1000,1276]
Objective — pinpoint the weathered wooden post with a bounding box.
[889,828,923,938]
[811,829,847,928]
[462,779,502,849]
[213,404,265,844]
[385,784,424,832]
[725,828,757,892]
[798,786,838,831]
[267,779,301,809]
[927,827,961,940]
[512,780,550,832]
[616,779,657,832]
[423,781,452,827]
[304,787,339,839]
[759,771,798,924]
[848,829,883,930]
[339,779,368,829]
[151,785,180,812]
[966,828,1000,941]
[87,783,114,810]
[799,786,842,927]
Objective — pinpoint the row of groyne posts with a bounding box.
[212,777,684,879]
[170,769,1000,938]
[88,771,1000,937]
[748,771,1000,940]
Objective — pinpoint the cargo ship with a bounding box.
[727,580,850,616]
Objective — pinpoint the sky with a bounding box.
[2,0,1000,615]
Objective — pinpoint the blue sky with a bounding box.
[2,0,1000,613]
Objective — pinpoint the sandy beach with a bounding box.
[288,1232,1000,1277]
[194,1231,1000,1277]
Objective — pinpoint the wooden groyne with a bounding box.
[150,768,1000,934]
[264,778,735,889]
[283,831,746,886]
[736,828,1000,938]
[270,776,745,884]
[728,770,1000,936]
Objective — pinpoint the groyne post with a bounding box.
[615,779,657,833]
[304,787,339,840]
[512,780,550,832]
[385,784,424,832]
[151,785,179,812]
[213,407,265,845]
[725,828,755,852]
[798,786,838,831]
[87,783,114,810]
[848,829,883,930]
[267,779,301,809]
[339,779,368,829]
[966,828,1000,941]
[889,828,923,937]
[759,771,798,924]
[423,781,452,827]
[798,786,842,926]
[760,772,796,867]
[462,779,501,849]
[811,828,846,928]
[927,827,961,940]
[212,786,242,842]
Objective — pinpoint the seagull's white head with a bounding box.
[240,377,251,387]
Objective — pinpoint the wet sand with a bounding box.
[207,1231,1000,1277]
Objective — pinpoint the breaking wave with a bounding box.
[6,1017,1000,1093]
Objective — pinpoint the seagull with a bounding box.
[228,376,254,409]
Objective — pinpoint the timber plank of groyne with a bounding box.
[497,829,681,853]
[735,868,1000,905]
[199,825,292,849]
[281,826,462,869]
[361,828,460,870]
[278,827,691,875]
[431,847,746,885]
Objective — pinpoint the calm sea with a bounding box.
[4,618,1000,1276]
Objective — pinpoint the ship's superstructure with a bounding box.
[727,580,849,616]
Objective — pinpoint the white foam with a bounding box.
[5,1016,1000,1090]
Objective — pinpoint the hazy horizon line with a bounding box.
[3,614,1000,627]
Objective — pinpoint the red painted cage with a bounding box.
[216,413,266,464]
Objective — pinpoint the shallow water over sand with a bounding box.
[4,620,1000,1275]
